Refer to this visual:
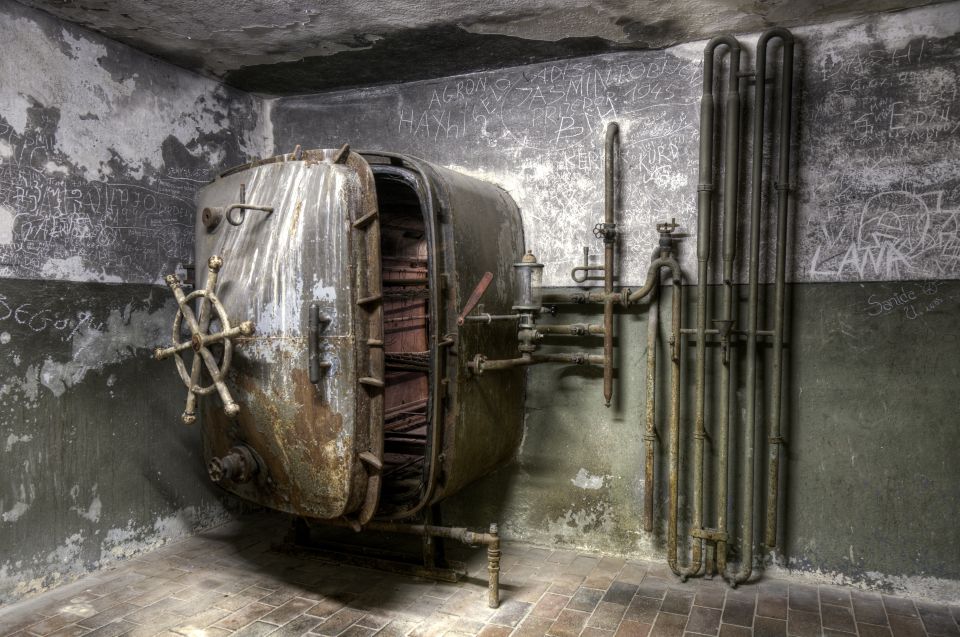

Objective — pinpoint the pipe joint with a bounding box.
[208,445,260,484]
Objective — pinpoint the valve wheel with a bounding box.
[153,256,255,424]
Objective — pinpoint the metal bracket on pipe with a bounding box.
[692,527,729,542]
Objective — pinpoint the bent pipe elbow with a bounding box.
[702,35,742,91]
[758,27,795,48]
[628,258,682,303]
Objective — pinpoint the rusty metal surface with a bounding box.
[189,148,525,523]
[418,159,527,504]
[194,148,376,520]
[355,153,526,517]
[602,123,618,408]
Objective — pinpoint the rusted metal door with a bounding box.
[194,149,383,521]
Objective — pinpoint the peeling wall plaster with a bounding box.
[0,0,260,603]
[0,279,233,604]
[0,0,270,285]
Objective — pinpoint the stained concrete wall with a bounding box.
[270,3,960,599]
[0,0,269,603]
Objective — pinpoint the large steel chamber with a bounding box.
[191,149,526,524]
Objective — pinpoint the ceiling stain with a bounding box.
[15,0,949,94]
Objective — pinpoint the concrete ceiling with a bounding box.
[17,0,945,95]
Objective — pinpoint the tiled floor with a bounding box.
[1,516,957,637]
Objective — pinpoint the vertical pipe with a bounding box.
[644,250,661,533]
[603,122,619,407]
[765,29,795,552]
[683,41,714,578]
[725,27,793,586]
[487,523,501,608]
[666,260,683,574]
[713,38,742,577]
[682,34,741,580]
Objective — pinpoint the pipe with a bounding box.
[712,33,743,579]
[725,27,794,587]
[463,313,520,324]
[537,323,605,336]
[681,328,775,337]
[643,251,661,533]
[322,519,502,608]
[657,258,684,577]
[764,28,795,554]
[681,34,742,580]
[603,122,619,407]
[468,351,607,373]
[531,256,677,307]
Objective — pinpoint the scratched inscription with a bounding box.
[800,32,960,282]
[0,111,203,283]
[392,52,703,286]
[271,11,960,285]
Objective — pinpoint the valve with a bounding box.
[593,222,618,244]
[657,217,680,235]
[154,255,256,424]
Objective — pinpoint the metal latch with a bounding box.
[308,304,332,396]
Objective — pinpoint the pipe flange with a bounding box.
[208,445,260,484]
[468,354,487,376]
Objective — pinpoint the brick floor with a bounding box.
[0,516,957,637]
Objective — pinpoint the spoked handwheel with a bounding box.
[154,255,255,424]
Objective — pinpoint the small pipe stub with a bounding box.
[201,206,223,231]
[208,445,259,484]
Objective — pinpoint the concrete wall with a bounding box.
[270,3,960,600]
[0,0,269,603]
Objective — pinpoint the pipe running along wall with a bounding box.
[679,29,795,586]
[464,29,794,583]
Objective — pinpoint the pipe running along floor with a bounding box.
[1,514,958,637]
